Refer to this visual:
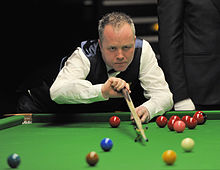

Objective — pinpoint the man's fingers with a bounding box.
[140,114,148,123]
[110,77,129,92]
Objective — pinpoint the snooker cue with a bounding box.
[122,88,148,142]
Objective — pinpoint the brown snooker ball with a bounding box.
[86,151,99,166]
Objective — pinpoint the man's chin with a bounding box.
[115,67,127,72]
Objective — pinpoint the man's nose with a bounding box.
[116,49,124,60]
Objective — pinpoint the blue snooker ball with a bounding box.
[7,153,21,168]
[100,138,113,151]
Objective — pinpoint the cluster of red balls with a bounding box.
[156,111,207,133]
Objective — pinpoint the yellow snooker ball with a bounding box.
[162,150,177,165]
[181,138,195,152]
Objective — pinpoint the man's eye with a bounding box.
[122,46,131,50]
[109,47,116,51]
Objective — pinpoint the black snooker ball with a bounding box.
[7,153,21,168]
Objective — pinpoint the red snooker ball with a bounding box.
[168,119,177,131]
[170,115,181,121]
[109,116,120,128]
[181,115,191,124]
[156,116,168,128]
[173,120,186,133]
[193,111,207,125]
[186,117,197,129]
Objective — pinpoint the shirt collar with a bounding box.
[106,65,120,76]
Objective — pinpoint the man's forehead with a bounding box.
[103,25,134,41]
[103,23,131,33]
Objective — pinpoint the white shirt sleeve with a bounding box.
[50,47,107,104]
[139,40,173,119]
[174,98,195,111]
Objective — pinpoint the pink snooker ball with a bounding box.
[173,120,186,133]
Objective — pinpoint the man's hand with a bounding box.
[131,105,150,123]
[101,77,130,99]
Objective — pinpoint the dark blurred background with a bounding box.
[2,0,158,113]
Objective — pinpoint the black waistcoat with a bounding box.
[79,38,146,112]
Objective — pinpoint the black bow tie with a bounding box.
[108,69,117,74]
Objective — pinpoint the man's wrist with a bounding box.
[101,85,109,99]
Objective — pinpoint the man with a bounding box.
[158,0,220,110]
[50,12,173,122]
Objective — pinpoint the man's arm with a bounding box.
[50,48,107,104]
[138,40,173,120]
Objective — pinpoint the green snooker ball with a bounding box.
[7,153,21,168]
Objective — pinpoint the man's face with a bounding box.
[99,23,136,72]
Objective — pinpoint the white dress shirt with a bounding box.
[50,40,173,119]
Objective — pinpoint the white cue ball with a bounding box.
[181,138,195,152]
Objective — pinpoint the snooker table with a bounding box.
[0,111,220,170]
